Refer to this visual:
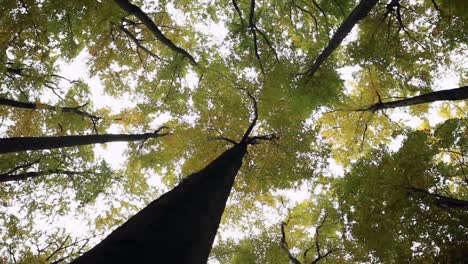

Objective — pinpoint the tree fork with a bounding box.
[0,127,169,154]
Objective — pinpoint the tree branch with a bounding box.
[117,22,162,61]
[241,92,259,144]
[280,221,302,264]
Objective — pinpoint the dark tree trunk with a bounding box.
[71,142,248,264]
[0,131,168,154]
[365,86,468,111]
[114,0,197,65]
[410,186,468,210]
[435,196,468,210]
[306,0,379,77]
[0,97,100,120]
[0,169,80,182]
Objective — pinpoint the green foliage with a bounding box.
[0,0,466,261]
[337,119,468,261]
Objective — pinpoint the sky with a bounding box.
[1,1,466,262]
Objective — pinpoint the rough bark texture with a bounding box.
[114,0,197,65]
[366,86,468,111]
[71,143,248,264]
[306,0,379,77]
[0,97,100,120]
[0,132,166,154]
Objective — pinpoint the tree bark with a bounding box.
[0,131,168,154]
[365,86,468,111]
[306,0,379,77]
[71,142,248,264]
[410,186,468,210]
[114,0,197,65]
[0,170,80,182]
[0,97,100,120]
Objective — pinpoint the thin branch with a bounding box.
[248,0,264,72]
[209,136,238,145]
[241,92,259,144]
[232,0,245,25]
[280,221,302,264]
[117,22,162,61]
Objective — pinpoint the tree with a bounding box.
[0,127,169,154]
[0,0,466,262]
[71,95,275,263]
[359,85,468,112]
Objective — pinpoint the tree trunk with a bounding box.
[365,86,468,111]
[0,131,168,154]
[114,0,197,65]
[410,186,468,210]
[0,170,81,182]
[71,142,248,264]
[0,97,100,120]
[306,0,379,77]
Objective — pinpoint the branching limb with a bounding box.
[241,92,259,144]
[310,211,334,264]
[117,22,162,61]
[209,136,238,146]
[232,0,245,25]
[280,221,302,264]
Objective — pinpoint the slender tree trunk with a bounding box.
[0,97,100,120]
[365,86,468,111]
[0,170,80,182]
[306,0,379,77]
[410,186,468,210]
[71,142,248,264]
[114,0,197,65]
[0,131,168,154]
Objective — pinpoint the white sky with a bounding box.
[1,2,466,261]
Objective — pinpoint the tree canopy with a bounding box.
[0,0,466,263]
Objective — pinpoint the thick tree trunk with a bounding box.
[306,0,379,77]
[71,143,248,264]
[366,86,468,111]
[0,97,100,120]
[0,131,167,154]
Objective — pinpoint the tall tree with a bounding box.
[71,95,274,263]
[360,85,468,112]
[0,127,169,154]
[305,0,379,77]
